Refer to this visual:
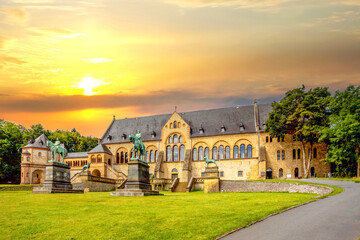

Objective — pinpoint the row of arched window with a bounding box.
[193,144,252,161]
[168,134,183,144]
[116,150,159,164]
[277,150,286,160]
[116,152,129,164]
[166,145,185,162]
[91,155,102,163]
[266,136,284,143]
[145,150,159,163]
[170,121,181,129]
[67,160,88,167]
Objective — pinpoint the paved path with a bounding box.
[221,179,360,240]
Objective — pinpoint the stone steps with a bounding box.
[174,182,188,192]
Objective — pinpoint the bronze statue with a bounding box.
[47,139,67,163]
[204,156,217,167]
[129,130,146,163]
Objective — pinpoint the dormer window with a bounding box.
[39,140,43,145]
[240,124,245,132]
[29,139,35,144]
[107,135,113,141]
[221,126,226,132]
[151,131,156,138]
[199,127,204,134]
[121,134,126,140]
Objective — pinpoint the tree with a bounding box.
[266,85,331,178]
[319,85,360,177]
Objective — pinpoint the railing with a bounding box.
[170,177,179,192]
[116,179,127,189]
[186,177,195,192]
[70,172,81,182]
[106,165,127,179]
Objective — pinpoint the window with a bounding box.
[26,172,29,177]
[27,157,30,161]
[233,146,239,159]
[38,152,41,157]
[193,148,198,161]
[297,149,301,159]
[204,147,210,158]
[116,153,120,164]
[281,137,284,142]
[293,149,296,160]
[167,146,172,162]
[240,144,245,158]
[219,145,224,160]
[266,136,269,142]
[293,135,297,141]
[238,171,243,177]
[247,145,252,158]
[150,150,154,163]
[201,172,205,177]
[180,145,185,161]
[219,172,224,177]
[225,146,230,159]
[155,151,158,162]
[125,152,128,163]
[121,152,124,163]
[282,150,285,160]
[198,146,204,160]
[173,145,179,162]
[179,136,183,143]
[146,151,149,162]
[277,150,280,160]
[174,121,177,128]
[173,134,178,143]
[97,155,102,163]
[313,148,317,158]
[279,168,283,178]
[91,155,96,163]
[277,137,280,142]
[169,136,172,144]
[212,147,218,160]
[270,137,273,142]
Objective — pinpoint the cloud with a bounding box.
[0,91,277,113]
[55,33,87,38]
[0,36,10,49]
[0,54,26,68]
[163,0,295,9]
[0,6,29,25]
[39,28,75,35]
[82,58,114,64]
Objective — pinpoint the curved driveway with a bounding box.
[221,179,360,240]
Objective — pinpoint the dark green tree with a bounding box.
[319,85,360,177]
[266,85,331,178]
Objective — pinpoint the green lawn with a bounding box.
[0,191,319,240]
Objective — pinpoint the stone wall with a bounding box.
[72,172,122,192]
[220,180,333,195]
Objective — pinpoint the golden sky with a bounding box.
[0,0,360,137]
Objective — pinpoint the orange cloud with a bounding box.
[0,54,26,68]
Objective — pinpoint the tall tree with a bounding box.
[266,85,331,178]
[319,85,360,177]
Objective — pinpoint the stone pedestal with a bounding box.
[33,162,83,193]
[111,160,160,196]
[203,166,220,194]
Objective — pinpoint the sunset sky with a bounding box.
[0,0,359,137]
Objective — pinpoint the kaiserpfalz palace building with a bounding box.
[21,101,329,188]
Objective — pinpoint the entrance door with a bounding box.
[311,167,315,177]
[295,168,299,178]
[266,168,272,179]
[171,174,178,179]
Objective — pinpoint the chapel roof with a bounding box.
[65,152,88,159]
[23,134,49,149]
[88,143,113,155]
[101,103,272,144]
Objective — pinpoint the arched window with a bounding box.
[219,145,224,160]
[125,152,128,163]
[240,144,245,158]
[91,155,96,163]
[155,151,158,162]
[204,147,210,158]
[233,146,239,159]
[225,146,230,159]
[172,168,178,173]
[313,148,317,158]
[295,167,299,178]
[297,149,301,159]
[38,152,41,157]
[212,147,218,160]
[116,153,120,164]
[173,145,179,162]
[277,150,280,160]
[277,137,281,142]
[146,151,149,162]
[173,134,178,143]
[193,148,198,161]
[266,136,269,142]
[179,136,183,143]
[311,167,315,177]
[270,137,273,142]
[167,146,172,162]
[174,121,177,128]
[199,146,204,160]
[169,136,172,144]
[180,145,185,161]
[108,159,111,165]
[279,168,283,178]
[247,145,252,158]
[150,150,154,163]
[97,155,102,163]
[121,152,124,163]
[282,150,285,160]
[293,149,296,160]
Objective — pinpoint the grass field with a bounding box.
[0,190,319,240]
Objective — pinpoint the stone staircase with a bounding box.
[174,182,188,192]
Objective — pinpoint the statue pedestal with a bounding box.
[203,166,220,194]
[33,162,83,193]
[111,160,160,196]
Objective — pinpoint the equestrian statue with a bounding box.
[47,138,67,164]
[204,156,217,167]
[129,130,146,163]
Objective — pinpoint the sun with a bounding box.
[76,76,103,96]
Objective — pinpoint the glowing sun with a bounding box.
[76,76,104,96]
